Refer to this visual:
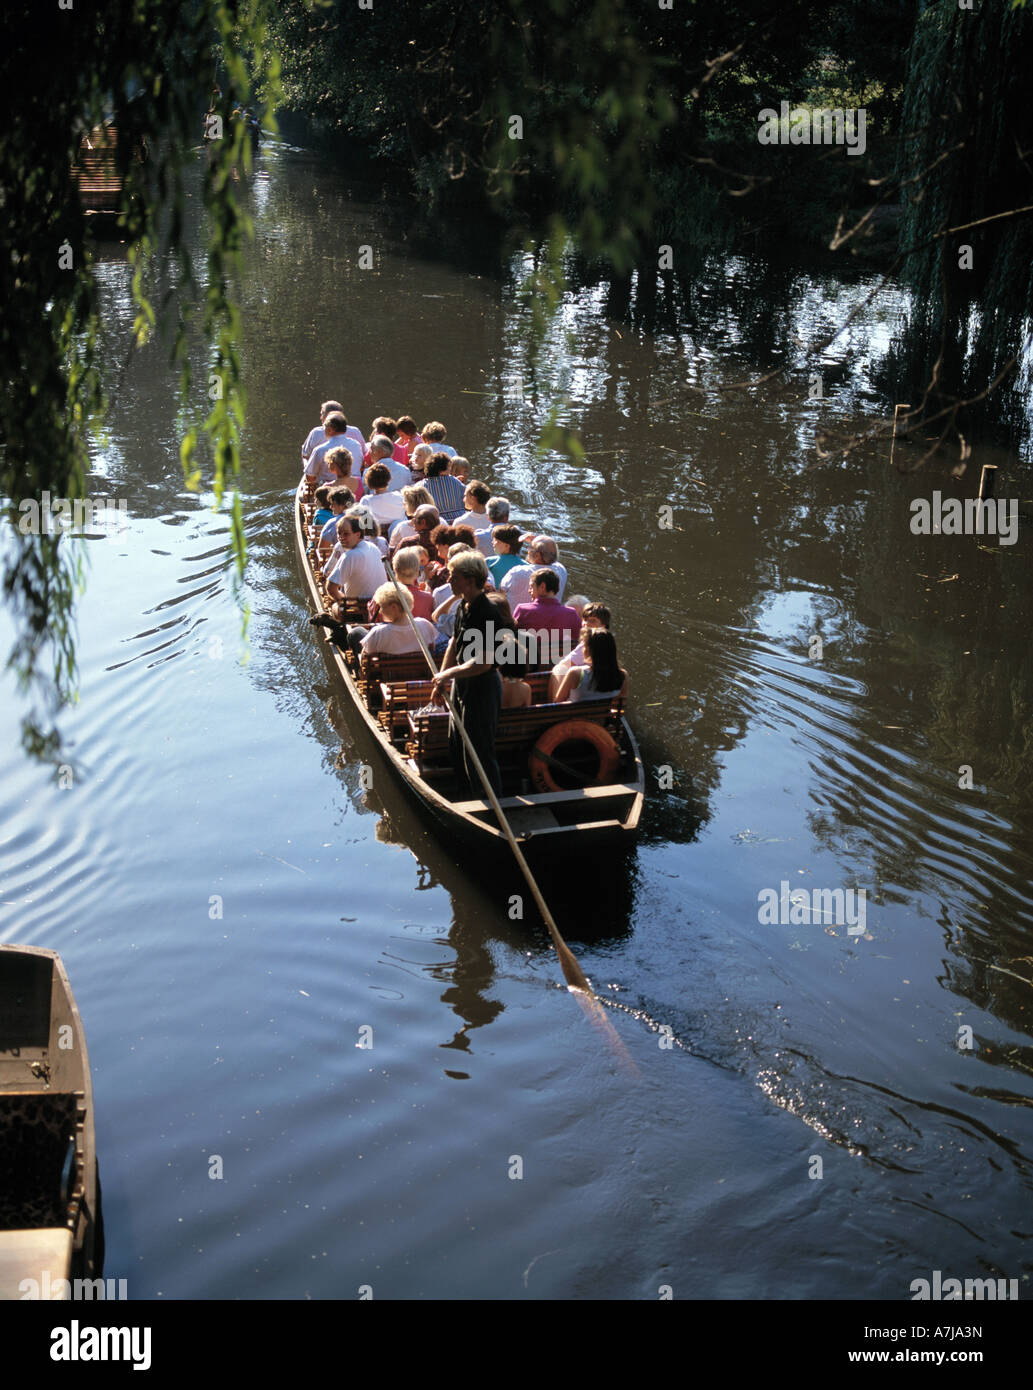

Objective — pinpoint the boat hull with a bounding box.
[294,484,644,864]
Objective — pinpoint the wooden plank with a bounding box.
[519,817,626,838]
[453,783,640,813]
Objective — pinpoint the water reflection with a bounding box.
[7,135,1029,1296]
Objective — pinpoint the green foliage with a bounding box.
[895,0,1033,432]
[0,0,279,757]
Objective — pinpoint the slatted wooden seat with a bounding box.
[378,671,556,734]
[357,651,433,706]
[71,126,133,215]
[406,698,624,776]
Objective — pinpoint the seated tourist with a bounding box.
[486,524,525,584]
[431,538,476,606]
[371,416,413,469]
[500,661,532,709]
[421,420,457,458]
[512,569,582,665]
[413,545,432,585]
[303,403,367,467]
[301,400,343,465]
[312,485,334,530]
[547,602,611,700]
[427,523,458,587]
[455,481,493,554]
[392,503,440,564]
[396,415,422,460]
[566,594,591,619]
[345,582,438,660]
[316,484,356,559]
[555,628,628,703]
[325,445,363,501]
[501,534,568,607]
[388,488,435,547]
[362,463,408,528]
[448,456,470,484]
[369,547,433,619]
[345,504,388,556]
[432,589,462,645]
[409,442,434,480]
[306,411,363,491]
[423,451,466,522]
[431,540,483,641]
[310,517,386,633]
[366,432,412,492]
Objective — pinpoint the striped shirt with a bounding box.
[423,472,466,523]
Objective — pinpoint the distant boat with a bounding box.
[295,481,644,858]
[0,946,100,1299]
[71,122,141,233]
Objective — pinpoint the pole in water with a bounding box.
[978,463,997,501]
[889,403,911,472]
[380,556,591,992]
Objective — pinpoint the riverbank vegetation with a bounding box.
[269,0,1033,448]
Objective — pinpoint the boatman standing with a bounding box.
[430,551,503,797]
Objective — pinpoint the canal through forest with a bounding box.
[1,136,1031,1299]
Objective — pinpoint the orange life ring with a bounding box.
[529,720,621,794]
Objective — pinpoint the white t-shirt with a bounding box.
[551,646,587,682]
[432,581,453,608]
[307,433,363,482]
[326,539,385,596]
[302,424,325,460]
[455,511,493,555]
[425,441,456,458]
[303,423,365,460]
[501,560,568,608]
[371,458,413,492]
[363,491,407,527]
[360,618,437,656]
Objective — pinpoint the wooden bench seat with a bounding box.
[358,651,434,704]
[406,698,625,775]
[378,670,555,734]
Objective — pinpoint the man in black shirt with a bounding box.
[430,551,503,797]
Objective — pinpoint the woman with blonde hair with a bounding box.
[347,581,437,658]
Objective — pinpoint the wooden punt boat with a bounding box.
[295,482,644,859]
[0,945,100,1299]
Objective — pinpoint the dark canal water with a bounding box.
[2,138,1032,1300]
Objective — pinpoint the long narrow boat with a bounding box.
[0,945,100,1298]
[295,482,644,858]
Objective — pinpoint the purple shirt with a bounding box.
[513,595,582,651]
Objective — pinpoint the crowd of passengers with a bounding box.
[301,400,628,794]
